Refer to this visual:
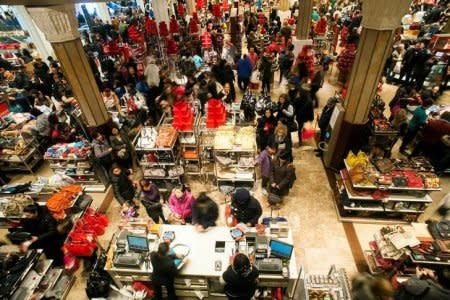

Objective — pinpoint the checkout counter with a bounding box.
[105,224,298,299]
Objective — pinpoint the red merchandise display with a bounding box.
[172,101,194,131]
[338,43,357,72]
[212,4,222,18]
[177,2,185,17]
[189,19,199,34]
[223,0,229,11]
[315,17,327,35]
[340,26,349,47]
[258,12,265,25]
[167,39,179,54]
[196,0,204,11]
[159,21,169,37]
[206,99,226,128]
[170,16,180,34]
[128,24,144,44]
[192,11,200,24]
[145,17,158,36]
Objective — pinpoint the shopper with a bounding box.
[109,127,131,168]
[400,42,419,84]
[237,54,253,91]
[396,267,450,300]
[399,98,433,156]
[310,66,324,108]
[258,53,272,93]
[315,97,338,157]
[269,150,295,203]
[19,203,63,265]
[192,193,219,232]
[272,123,292,162]
[151,242,188,300]
[110,163,136,206]
[294,84,314,144]
[247,47,258,68]
[276,94,295,131]
[255,142,277,195]
[140,179,166,224]
[256,108,277,151]
[231,188,262,227]
[279,46,294,84]
[102,88,123,115]
[351,273,394,300]
[168,186,195,224]
[221,253,259,300]
[92,132,114,180]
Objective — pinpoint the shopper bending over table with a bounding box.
[221,253,259,300]
[168,186,194,225]
[192,193,219,232]
[231,188,262,227]
[151,242,189,300]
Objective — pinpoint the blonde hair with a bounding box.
[392,108,408,129]
[274,123,288,137]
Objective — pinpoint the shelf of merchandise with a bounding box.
[0,137,42,174]
[214,147,256,190]
[339,158,441,221]
[134,126,183,192]
[3,249,75,300]
[44,154,106,193]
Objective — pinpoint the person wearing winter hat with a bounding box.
[231,189,262,227]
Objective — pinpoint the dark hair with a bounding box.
[279,149,290,160]
[233,253,251,276]
[157,242,169,256]
[92,131,101,139]
[441,111,450,123]
[29,108,42,117]
[423,98,433,108]
[267,141,278,151]
[436,267,450,289]
[23,203,38,214]
[140,179,150,187]
[111,162,121,171]
[196,193,212,204]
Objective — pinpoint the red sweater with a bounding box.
[422,119,450,145]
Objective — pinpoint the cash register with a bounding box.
[255,239,293,275]
[113,235,149,269]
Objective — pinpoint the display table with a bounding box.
[106,225,298,298]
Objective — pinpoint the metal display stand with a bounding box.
[0,137,42,174]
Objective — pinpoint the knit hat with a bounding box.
[233,188,250,206]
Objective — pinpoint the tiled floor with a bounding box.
[2,67,449,299]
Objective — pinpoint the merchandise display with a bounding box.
[0,1,448,299]
[338,151,441,221]
[45,141,106,192]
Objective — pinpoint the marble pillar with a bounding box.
[153,0,170,24]
[95,2,111,23]
[326,0,411,169]
[13,5,55,61]
[27,4,109,128]
[296,0,313,40]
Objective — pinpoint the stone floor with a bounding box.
[2,67,449,299]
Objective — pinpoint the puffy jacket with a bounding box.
[192,199,219,229]
[397,276,450,300]
[231,189,262,226]
[169,191,194,219]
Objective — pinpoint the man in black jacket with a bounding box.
[110,163,136,205]
[151,242,188,300]
[20,203,63,265]
[269,150,296,199]
[315,97,337,157]
[192,193,219,232]
[231,189,262,227]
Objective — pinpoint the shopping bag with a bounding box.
[301,128,316,140]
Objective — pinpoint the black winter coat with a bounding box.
[192,200,219,229]
[150,252,178,285]
[110,169,136,204]
[231,197,262,226]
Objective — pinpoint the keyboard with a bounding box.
[256,258,283,274]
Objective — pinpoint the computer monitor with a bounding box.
[269,239,294,260]
[127,235,149,252]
